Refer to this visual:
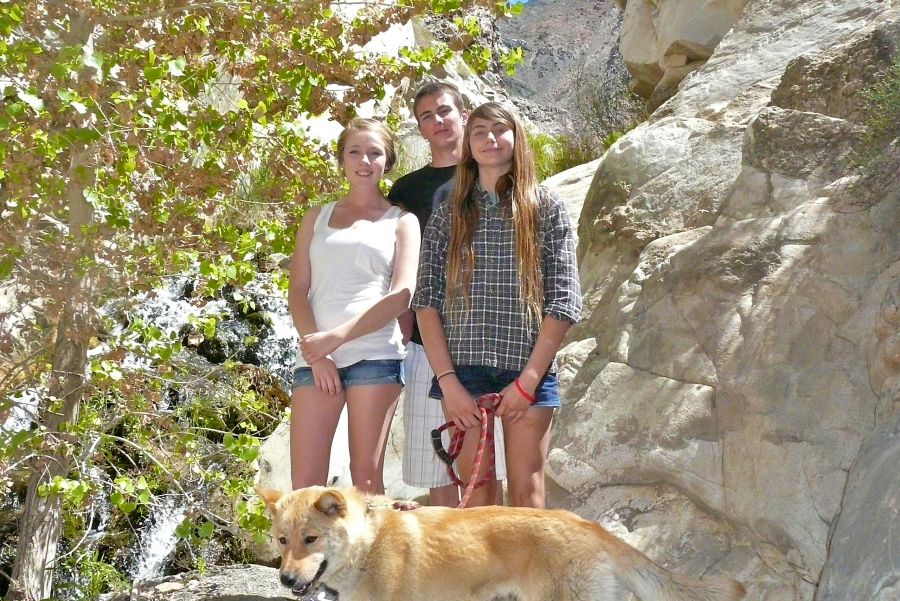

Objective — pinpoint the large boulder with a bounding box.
[555,1,900,599]
[540,158,600,229]
[618,0,751,106]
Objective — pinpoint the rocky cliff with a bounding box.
[553,0,899,599]
[617,0,752,109]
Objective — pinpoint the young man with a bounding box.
[389,82,506,506]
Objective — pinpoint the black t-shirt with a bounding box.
[388,164,456,345]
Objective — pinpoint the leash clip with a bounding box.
[430,426,455,466]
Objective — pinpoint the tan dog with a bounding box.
[258,486,745,601]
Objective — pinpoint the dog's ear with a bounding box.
[256,487,284,512]
[315,490,347,518]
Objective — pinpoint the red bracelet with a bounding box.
[514,378,536,404]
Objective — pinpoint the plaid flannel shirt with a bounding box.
[411,185,582,372]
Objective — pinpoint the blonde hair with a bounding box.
[446,102,543,326]
[336,118,397,172]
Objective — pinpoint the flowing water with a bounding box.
[130,496,187,581]
[103,271,297,580]
[1,270,298,589]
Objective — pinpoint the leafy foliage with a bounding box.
[0,0,524,597]
[528,128,626,181]
[861,57,900,146]
[851,56,900,199]
[528,130,565,181]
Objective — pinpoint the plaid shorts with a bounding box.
[402,342,506,488]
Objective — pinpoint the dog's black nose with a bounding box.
[280,572,297,588]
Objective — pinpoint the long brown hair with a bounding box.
[446,102,543,326]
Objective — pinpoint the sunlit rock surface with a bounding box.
[554,1,900,598]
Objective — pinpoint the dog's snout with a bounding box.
[280,572,297,588]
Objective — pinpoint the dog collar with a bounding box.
[365,500,420,513]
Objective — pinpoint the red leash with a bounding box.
[430,393,500,508]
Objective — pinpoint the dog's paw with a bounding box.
[392,500,421,511]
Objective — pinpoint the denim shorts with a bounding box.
[292,359,404,389]
[428,365,560,408]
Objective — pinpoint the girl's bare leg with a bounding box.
[346,383,402,494]
[290,387,345,490]
[447,418,499,507]
[501,407,553,508]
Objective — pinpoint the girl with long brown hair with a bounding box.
[412,102,582,507]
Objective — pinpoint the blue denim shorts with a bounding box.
[292,359,404,389]
[428,365,560,408]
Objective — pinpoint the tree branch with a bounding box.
[97,0,394,24]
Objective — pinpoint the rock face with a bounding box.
[496,0,623,130]
[554,1,900,599]
[101,565,291,601]
[816,414,900,601]
[617,0,751,108]
[539,158,600,229]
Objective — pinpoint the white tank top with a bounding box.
[294,201,406,369]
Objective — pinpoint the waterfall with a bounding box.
[129,496,186,581]
[1,388,41,434]
[243,275,298,384]
[109,270,297,580]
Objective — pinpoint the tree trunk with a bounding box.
[7,307,88,601]
[7,128,95,600]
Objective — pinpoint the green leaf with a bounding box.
[175,520,193,539]
[17,90,43,112]
[0,255,13,281]
[70,480,91,504]
[168,58,187,77]
[144,65,164,83]
[197,521,215,539]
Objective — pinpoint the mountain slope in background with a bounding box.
[498,0,625,130]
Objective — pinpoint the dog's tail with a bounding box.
[614,541,745,601]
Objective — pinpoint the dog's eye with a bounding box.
[278,536,287,545]
[304,536,318,545]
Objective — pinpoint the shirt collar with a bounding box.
[474,180,500,207]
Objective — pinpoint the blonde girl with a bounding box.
[288,118,420,493]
